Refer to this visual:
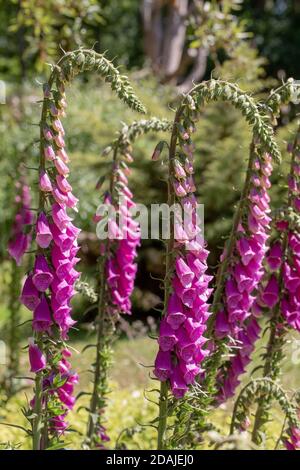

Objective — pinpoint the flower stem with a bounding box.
[86,252,107,442]
[157,381,169,450]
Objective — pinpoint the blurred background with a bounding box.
[0,0,300,449]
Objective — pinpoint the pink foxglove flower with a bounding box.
[216,153,273,402]
[154,144,212,398]
[36,212,53,248]
[29,339,46,373]
[25,92,81,440]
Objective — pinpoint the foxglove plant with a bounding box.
[214,150,273,403]
[85,118,170,448]
[152,79,280,450]
[20,49,146,450]
[251,125,300,446]
[86,158,141,448]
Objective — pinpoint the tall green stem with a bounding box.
[86,252,107,441]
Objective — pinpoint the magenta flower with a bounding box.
[20,275,40,311]
[36,212,53,248]
[44,145,55,161]
[29,339,46,373]
[33,295,53,332]
[266,242,282,271]
[175,257,195,288]
[54,157,69,176]
[216,153,273,402]
[40,171,53,192]
[32,255,53,292]
[52,203,72,231]
[261,275,279,308]
[154,350,172,381]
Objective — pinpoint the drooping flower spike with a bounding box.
[24,50,146,450]
[250,127,300,448]
[154,122,212,399]
[86,141,141,448]
[215,150,273,403]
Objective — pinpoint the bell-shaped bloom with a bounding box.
[158,319,178,352]
[154,350,172,381]
[166,293,186,329]
[52,118,64,134]
[175,257,195,288]
[8,233,29,265]
[179,361,200,385]
[29,339,46,373]
[266,241,282,271]
[57,148,69,163]
[36,212,52,248]
[56,175,72,193]
[54,134,65,149]
[51,277,73,305]
[184,159,194,175]
[32,255,53,291]
[174,181,187,197]
[215,310,230,338]
[44,145,55,160]
[39,170,53,192]
[52,186,68,205]
[50,224,73,252]
[43,128,53,141]
[173,277,196,308]
[33,295,53,331]
[66,192,79,211]
[176,329,196,362]
[54,157,69,176]
[236,238,255,266]
[20,275,40,311]
[225,278,241,308]
[170,367,188,398]
[52,203,72,231]
[284,263,300,293]
[57,388,75,409]
[174,160,186,179]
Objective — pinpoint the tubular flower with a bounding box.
[8,178,33,265]
[154,128,212,398]
[21,81,81,442]
[216,153,273,402]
